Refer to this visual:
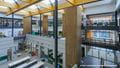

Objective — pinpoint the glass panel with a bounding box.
[107,50,114,62]
[93,48,99,57]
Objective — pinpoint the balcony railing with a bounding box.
[81,38,120,50]
[0,24,23,28]
[14,36,26,43]
[81,22,119,30]
[81,25,119,30]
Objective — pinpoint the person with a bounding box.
[7,49,12,61]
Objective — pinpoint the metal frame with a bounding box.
[7,0,41,15]
[54,0,58,68]
[12,14,14,37]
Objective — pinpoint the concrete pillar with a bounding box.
[63,6,82,68]
[42,15,48,35]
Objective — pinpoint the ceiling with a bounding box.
[0,0,97,17]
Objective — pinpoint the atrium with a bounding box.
[0,0,119,68]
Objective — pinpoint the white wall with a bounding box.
[84,3,115,15]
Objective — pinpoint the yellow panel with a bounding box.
[25,0,96,17]
[0,8,27,15]
[16,11,29,15]
[75,0,96,5]
[6,0,41,15]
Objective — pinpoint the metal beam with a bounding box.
[49,0,54,7]
[14,0,20,8]
[25,0,96,17]
[6,0,43,15]
[65,0,75,6]
[12,14,14,37]
[54,0,58,68]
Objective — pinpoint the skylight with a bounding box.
[29,5,37,9]
[0,6,8,9]
[42,0,55,5]
[4,0,15,3]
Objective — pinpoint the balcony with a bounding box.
[82,38,120,50]
[0,24,23,28]
[81,25,119,30]
[81,22,119,30]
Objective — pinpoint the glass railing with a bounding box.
[81,22,118,30]
[82,38,119,46]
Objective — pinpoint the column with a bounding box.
[63,6,82,68]
[42,15,48,35]
[23,17,32,35]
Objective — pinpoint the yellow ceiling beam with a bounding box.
[21,0,32,3]
[74,0,96,4]
[6,0,42,15]
[25,0,96,17]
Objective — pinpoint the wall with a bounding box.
[84,3,115,15]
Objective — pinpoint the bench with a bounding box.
[8,56,30,68]
[30,61,44,68]
[16,59,37,68]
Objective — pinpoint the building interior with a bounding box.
[0,0,120,68]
